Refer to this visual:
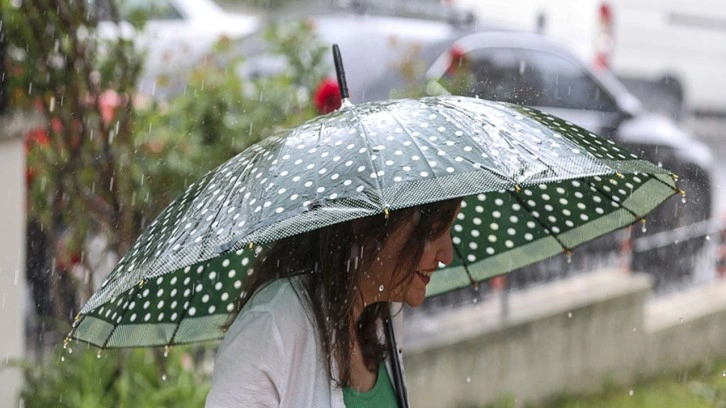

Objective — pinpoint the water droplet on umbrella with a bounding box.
[96,350,102,359]
[378,285,384,292]
[164,346,169,358]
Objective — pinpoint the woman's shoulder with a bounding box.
[246,276,306,311]
[230,276,312,334]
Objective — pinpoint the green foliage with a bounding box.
[8,10,331,406]
[132,21,329,216]
[15,346,211,408]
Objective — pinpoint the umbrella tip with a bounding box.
[332,44,351,103]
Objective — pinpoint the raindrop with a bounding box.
[565,251,572,264]
[628,389,634,396]
[96,350,102,359]
[466,376,471,383]
[641,220,647,233]
[472,298,478,304]
[60,355,65,362]
[567,312,573,318]
[722,370,725,377]
[378,285,384,292]
[164,346,169,358]
[706,235,711,241]
[681,196,686,204]
[162,374,167,382]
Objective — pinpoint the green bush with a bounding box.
[17,346,211,408]
[13,14,332,408]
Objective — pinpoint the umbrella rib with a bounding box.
[386,109,437,180]
[584,178,643,221]
[433,99,538,186]
[508,188,572,254]
[453,244,479,290]
[434,100,514,177]
[95,282,146,349]
[349,107,388,210]
[437,98,610,186]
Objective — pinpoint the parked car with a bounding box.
[445,0,726,121]
[420,30,714,291]
[225,8,715,291]
[96,0,260,99]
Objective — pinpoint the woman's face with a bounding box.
[364,203,461,308]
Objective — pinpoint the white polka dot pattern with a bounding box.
[70,96,678,348]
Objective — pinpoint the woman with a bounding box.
[206,198,461,407]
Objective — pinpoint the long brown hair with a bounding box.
[224,198,461,387]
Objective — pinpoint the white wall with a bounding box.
[404,269,726,407]
[0,112,31,408]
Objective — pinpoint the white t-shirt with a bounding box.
[205,277,406,408]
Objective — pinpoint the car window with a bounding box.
[447,47,618,112]
[519,49,618,112]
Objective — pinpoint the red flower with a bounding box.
[446,46,468,75]
[313,78,342,114]
[25,128,50,151]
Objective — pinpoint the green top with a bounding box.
[342,361,398,408]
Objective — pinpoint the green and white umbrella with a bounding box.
[68,95,679,349]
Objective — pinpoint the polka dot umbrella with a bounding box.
[67,93,680,349]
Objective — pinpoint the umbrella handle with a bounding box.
[385,317,410,408]
[332,44,350,100]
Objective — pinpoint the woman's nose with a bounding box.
[435,231,455,266]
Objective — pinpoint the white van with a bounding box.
[446,0,726,119]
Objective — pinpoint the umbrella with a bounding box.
[68,94,679,348]
[68,55,680,352]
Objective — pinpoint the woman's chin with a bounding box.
[404,291,426,308]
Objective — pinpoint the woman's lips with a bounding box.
[415,269,433,285]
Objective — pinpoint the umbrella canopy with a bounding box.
[68,96,679,348]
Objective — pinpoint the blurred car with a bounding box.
[419,30,714,289]
[227,8,714,288]
[96,0,260,99]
